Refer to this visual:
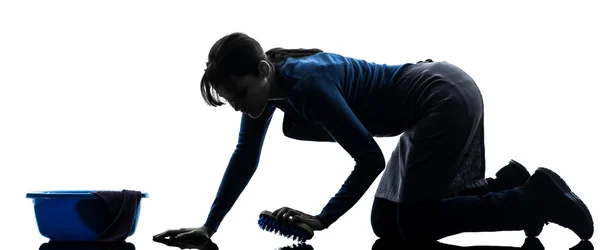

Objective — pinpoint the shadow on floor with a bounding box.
[371,237,593,250]
[41,237,592,250]
[39,241,136,250]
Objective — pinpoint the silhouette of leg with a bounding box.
[396,187,535,241]
[454,159,531,197]
[395,168,593,241]
[371,160,543,241]
[450,160,545,237]
[370,197,403,239]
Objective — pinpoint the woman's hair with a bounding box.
[200,32,322,106]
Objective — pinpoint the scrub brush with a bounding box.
[257,210,314,243]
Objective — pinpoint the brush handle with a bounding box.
[259,210,312,229]
[258,210,314,239]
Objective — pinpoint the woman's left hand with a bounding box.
[272,207,325,231]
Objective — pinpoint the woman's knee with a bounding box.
[370,198,401,239]
[396,201,441,241]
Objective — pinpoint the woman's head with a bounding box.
[200,32,322,118]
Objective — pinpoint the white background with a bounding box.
[1,1,598,249]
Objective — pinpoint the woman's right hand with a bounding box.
[153,226,215,245]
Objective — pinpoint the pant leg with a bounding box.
[371,60,531,240]
[371,163,524,240]
[389,62,538,240]
[372,60,537,240]
[370,197,402,239]
[371,188,538,241]
[396,187,537,241]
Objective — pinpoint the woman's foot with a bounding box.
[454,159,544,237]
[524,167,594,240]
[490,160,546,237]
[491,159,531,190]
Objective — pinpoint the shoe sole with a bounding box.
[536,167,594,240]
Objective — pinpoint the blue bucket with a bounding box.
[26,190,148,241]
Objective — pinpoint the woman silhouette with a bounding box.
[154,32,593,242]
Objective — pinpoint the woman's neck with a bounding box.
[268,63,287,100]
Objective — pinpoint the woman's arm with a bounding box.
[203,104,276,232]
[290,75,386,229]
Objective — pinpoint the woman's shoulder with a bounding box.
[279,53,343,89]
[279,52,346,75]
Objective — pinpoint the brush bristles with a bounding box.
[278,242,312,250]
[257,212,312,243]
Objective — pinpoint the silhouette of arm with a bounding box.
[289,75,385,228]
[203,105,276,231]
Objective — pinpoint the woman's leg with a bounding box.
[452,159,531,197]
[447,160,546,238]
[378,61,523,238]
[395,117,552,241]
[371,142,537,238]
[386,62,591,240]
[395,168,593,241]
[389,101,540,241]
[370,197,402,239]
[370,161,538,240]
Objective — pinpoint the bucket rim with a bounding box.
[26,190,149,199]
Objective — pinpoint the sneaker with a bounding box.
[487,160,545,237]
[492,159,531,190]
[570,240,593,250]
[524,167,594,240]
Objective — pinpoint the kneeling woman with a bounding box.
[155,32,594,242]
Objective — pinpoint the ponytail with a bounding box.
[266,48,323,64]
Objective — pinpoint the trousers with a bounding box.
[371,61,537,240]
[374,61,486,204]
[370,184,538,240]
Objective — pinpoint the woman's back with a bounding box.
[276,52,417,137]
